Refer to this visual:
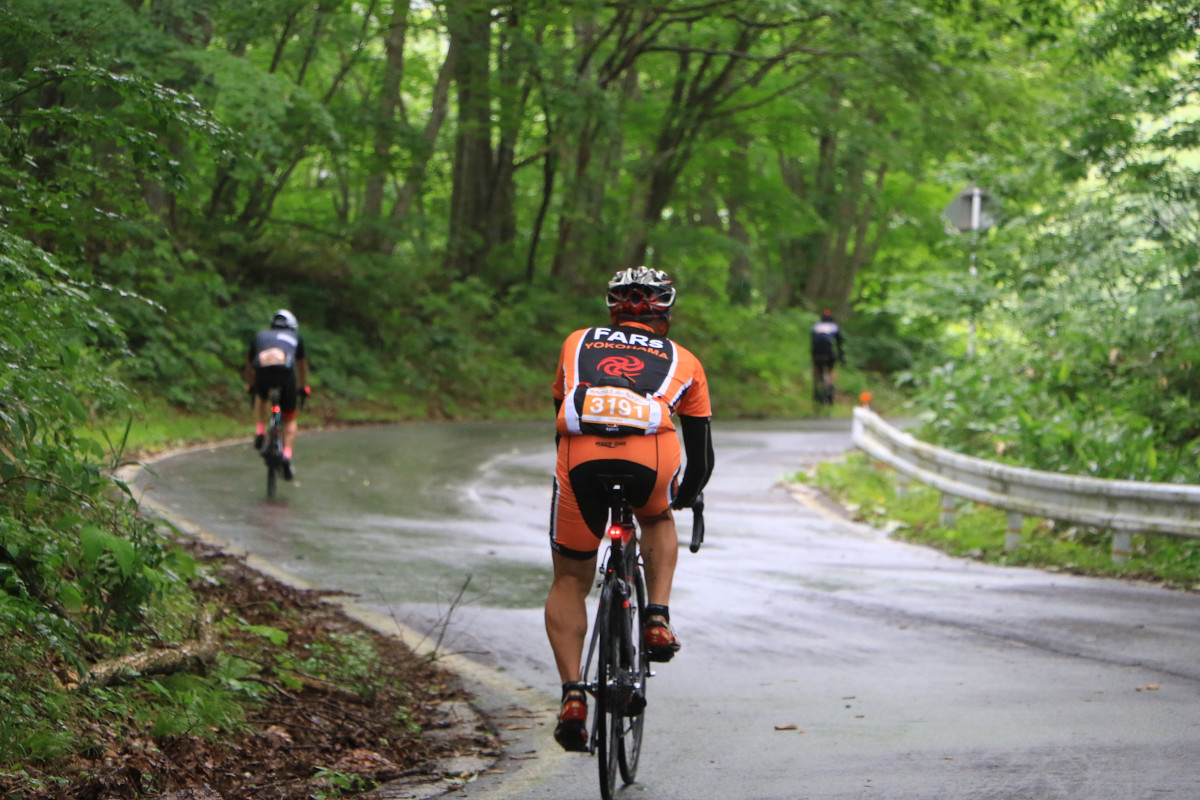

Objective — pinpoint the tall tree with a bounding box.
[358,0,411,250]
[444,0,495,276]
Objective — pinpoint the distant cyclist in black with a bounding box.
[244,309,310,480]
[810,309,845,404]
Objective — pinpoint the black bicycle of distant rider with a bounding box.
[260,388,285,498]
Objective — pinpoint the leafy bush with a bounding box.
[0,230,208,766]
[901,187,1200,485]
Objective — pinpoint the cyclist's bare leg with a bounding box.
[545,551,598,684]
[283,418,299,455]
[637,511,678,607]
[253,395,268,427]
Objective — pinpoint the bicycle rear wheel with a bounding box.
[265,440,281,499]
[616,563,648,783]
[592,584,620,800]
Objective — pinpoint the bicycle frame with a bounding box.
[579,482,704,800]
[581,478,648,800]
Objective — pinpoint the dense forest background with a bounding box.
[2,0,1199,479]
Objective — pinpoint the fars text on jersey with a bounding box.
[587,327,666,351]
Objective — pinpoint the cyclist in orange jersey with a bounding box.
[545,266,714,751]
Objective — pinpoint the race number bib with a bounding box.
[583,386,653,430]
[257,347,288,367]
[569,385,663,436]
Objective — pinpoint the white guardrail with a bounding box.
[851,406,1200,562]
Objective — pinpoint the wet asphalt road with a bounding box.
[134,420,1200,800]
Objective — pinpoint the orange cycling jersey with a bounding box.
[554,323,711,436]
[550,321,711,559]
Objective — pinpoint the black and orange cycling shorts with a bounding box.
[549,431,681,560]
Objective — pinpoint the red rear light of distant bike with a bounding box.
[271,405,281,414]
[607,525,623,540]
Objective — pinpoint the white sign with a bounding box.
[943,184,997,232]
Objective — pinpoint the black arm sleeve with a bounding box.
[554,398,563,446]
[674,415,714,508]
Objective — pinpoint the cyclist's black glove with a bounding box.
[672,494,698,510]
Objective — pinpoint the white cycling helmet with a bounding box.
[606,266,676,316]
[271,309,298,330]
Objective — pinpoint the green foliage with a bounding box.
[293,632,386,699]
[137,642,284,740]
[879,0,1200,489]
[0,609,81,765]
[0,226,222,771]
[0,0,1106,427]
[899,178,1200,483]
[312,766,371,799]
[0,0,243,414]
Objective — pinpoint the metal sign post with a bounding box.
[943,185,996,358]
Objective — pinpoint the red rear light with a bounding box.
[271,405,281,414]
[607,525,623,540]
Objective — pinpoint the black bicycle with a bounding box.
[813,362,835,408]
[261,387,285,498]
[580,481,704,800]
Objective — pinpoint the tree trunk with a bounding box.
[780,122,889,316]
[357,1,410,252]
[444,0,495,277]
[383,42,456,254]
[80,611,216,688]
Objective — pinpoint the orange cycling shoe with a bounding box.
[553,685,589,752]
[644,615,681,662]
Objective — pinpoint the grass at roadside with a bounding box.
[93,391,553,462]
[92,397,401,461]
[93,400,246,459]
[803,451,1200,591]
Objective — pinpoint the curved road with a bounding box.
[134,421,1200,800]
